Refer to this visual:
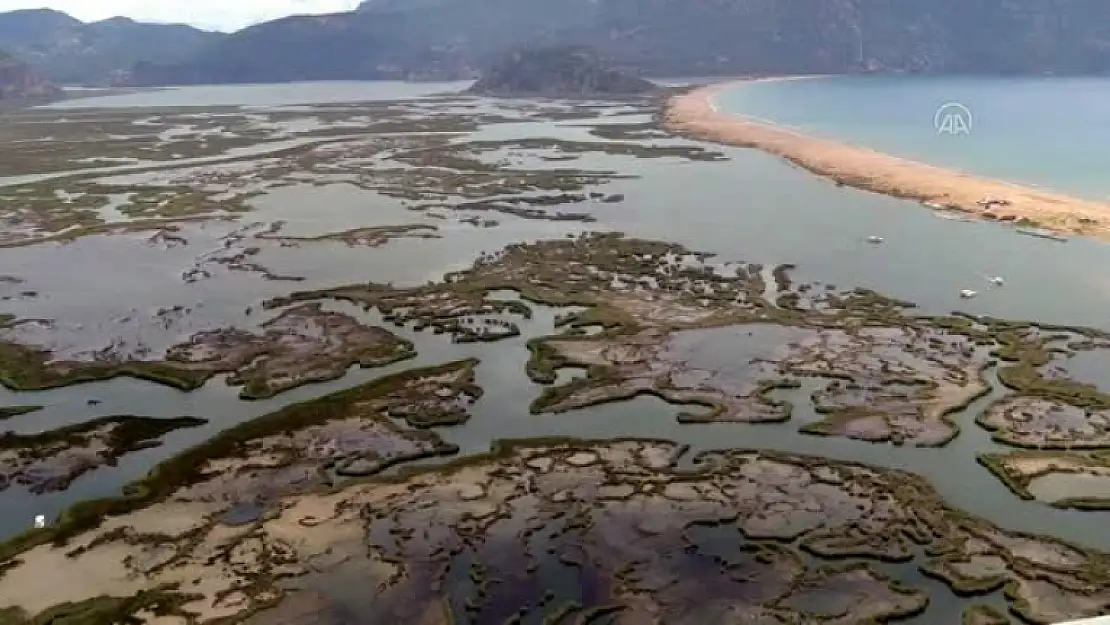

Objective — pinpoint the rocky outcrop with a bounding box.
[0,52,61,99]
[468,46,661,97]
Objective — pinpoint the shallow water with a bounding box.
[1029,472,1110,503]
[0,136,343,188]
[43,81,476,109]
[4,80,1110,604]
[1063,349,1110,390]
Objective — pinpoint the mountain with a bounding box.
[130,11,473,85]
[133,0,1110,85]
[468,45,661,97]
[0,51,61,99]
[0,9,222,85]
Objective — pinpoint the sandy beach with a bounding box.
[662,80,1110,240]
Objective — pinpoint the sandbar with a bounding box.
[662,79,1110,240]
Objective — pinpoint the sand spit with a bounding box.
[662,81,1110,240]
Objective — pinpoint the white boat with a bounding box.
[959,289,978,299]
[989,276,1004,286]
[865,235,884,244]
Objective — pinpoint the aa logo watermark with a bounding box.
[934,102,972,135]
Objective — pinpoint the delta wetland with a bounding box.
[5,81,1110,623]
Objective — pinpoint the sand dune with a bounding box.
[662,81,1110,241]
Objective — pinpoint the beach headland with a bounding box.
[662,79,1110,240]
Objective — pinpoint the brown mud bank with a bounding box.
[976,394,1110,450]
[979,450,1110,511]
[278,232,1110,453]
[10,231,1110,505]
[255,223,441,248]
[529,314,1110,451]
[0,96,694,248]
[964,604,1011,625]
[2,423,1110,623]
[0,303,415,398]
[0,415,206,495]
[661,82,1110,240]
[531,325,990,448]
[0,359,481,561]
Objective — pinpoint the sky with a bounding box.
[0,1,365,32]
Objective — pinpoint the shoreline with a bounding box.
[661,79,1110,241]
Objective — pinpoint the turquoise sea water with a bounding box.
[713,75,1110,200]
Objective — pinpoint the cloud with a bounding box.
[0,0,364,31]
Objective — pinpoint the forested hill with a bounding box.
[0,51,61,99]
[468,46,662,97]
[119,0,1110,85]
[0,9,221,85]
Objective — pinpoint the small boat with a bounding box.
[959,289,978,299]
[989,276,1004,286]
[865,235,884,244]
[1016,227,1068,242]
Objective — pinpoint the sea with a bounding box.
[712,74,1110,201]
